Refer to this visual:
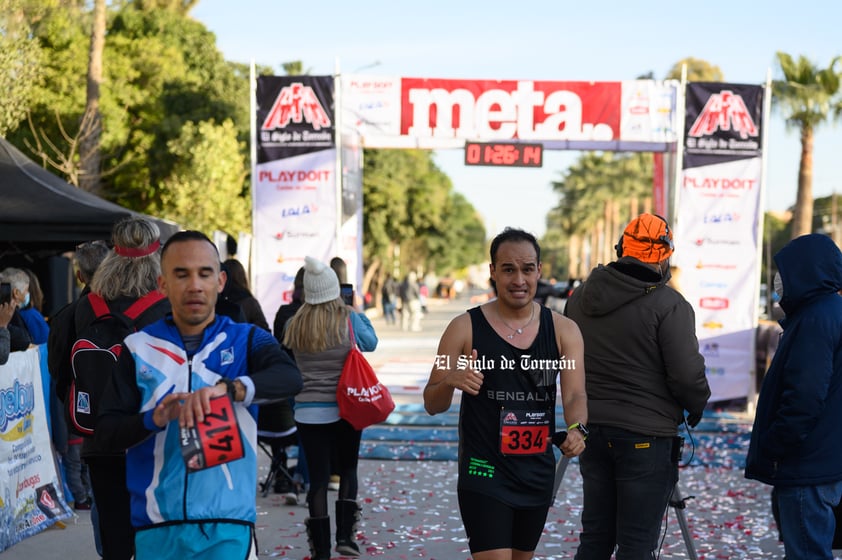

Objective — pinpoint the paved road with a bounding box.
[2,295,804,559]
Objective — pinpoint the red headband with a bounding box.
[114,239,160,258]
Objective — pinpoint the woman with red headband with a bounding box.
[69,216,170,560]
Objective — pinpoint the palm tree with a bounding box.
[772,52,842,238]
[548,153,652,277]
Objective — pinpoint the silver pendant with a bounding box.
[507,334,514,340]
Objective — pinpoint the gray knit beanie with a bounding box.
[303,256,340,304]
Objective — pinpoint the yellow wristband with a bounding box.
[567,422,588,440]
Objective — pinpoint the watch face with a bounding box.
[577,424,589,437]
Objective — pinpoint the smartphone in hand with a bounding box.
[340,283,354,306]
[0,283,11,305]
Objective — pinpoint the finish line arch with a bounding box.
[252,73,767,404]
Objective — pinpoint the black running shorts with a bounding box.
[457,488,550,553]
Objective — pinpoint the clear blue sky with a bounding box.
[192,0,842,238]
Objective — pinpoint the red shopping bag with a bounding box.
[336,319,395,430]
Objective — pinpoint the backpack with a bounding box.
[68,291,165,436]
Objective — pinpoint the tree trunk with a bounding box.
[602,200,612,266]
[567,234,581,279]
[791,125,815,238]
[612,198,621,259]
[361,256,381,306]
[79,0,105,194]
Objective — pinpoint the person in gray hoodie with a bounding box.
[565,213,710,560]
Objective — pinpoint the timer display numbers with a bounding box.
[464,141,543,168]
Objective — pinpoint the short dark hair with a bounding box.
[330,257,347,283]
[489,227,541,264]
[161,230,219,261]
[75,240,109,284]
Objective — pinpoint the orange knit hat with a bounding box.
[617,213,674,263]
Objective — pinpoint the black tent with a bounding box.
[0,137,178,315]
[0,136,177,257]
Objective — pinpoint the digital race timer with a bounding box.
[464,141,543,168]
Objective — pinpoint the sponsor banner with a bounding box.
[676,83,763,402]
[684,83,763,160]
[342,76,677,149]
[698,331,755,402]
[0,348,72,552]
[620,79,677,142]
[256,76,335,162]
[254,75,345,322]
[341,74,402,142]
[675,158,762,400]
[252,150,338,322]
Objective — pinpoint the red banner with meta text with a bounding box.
[400,78,621,141]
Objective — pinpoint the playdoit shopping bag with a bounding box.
[336,319,395,430]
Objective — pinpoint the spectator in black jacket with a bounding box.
[74,218,170,560]
[48,240,110,522]
[565,213,710,559]
[222,258,269,331]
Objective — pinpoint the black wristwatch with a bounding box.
[568,422,589,440]
[216,378,239,401]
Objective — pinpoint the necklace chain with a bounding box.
[498,302,535,340]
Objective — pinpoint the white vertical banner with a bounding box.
[674,82,765,402]
[252,150,338,321]
[674,158,762,401]
[253,76,339,325]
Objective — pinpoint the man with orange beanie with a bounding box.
[564,213,710,560]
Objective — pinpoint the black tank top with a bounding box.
[458,305,560,508]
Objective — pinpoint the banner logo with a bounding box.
[688,90,758,139]
[700,297,730,310]
[402,79,620,141]
[262,82,331,131]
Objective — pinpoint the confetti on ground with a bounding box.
[252,407,836,559]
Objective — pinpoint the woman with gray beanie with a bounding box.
[282,256,377,560]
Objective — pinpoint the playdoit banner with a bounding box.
[674,83,764,402]
[253,75,338,322]
[0,347,72,552]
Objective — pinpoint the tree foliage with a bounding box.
[0,0,45,136]
[542,57,728,280]
[7,2,251,226]
[0,3,525,287]
[362,149,486,282]
[545,152,653,278]
[666,57,724,81]
[156,119,249,236]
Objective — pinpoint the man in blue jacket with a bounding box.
[97,231,303,560]
[745,233,842,560]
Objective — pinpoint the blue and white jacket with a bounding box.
[97,314,302,529]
